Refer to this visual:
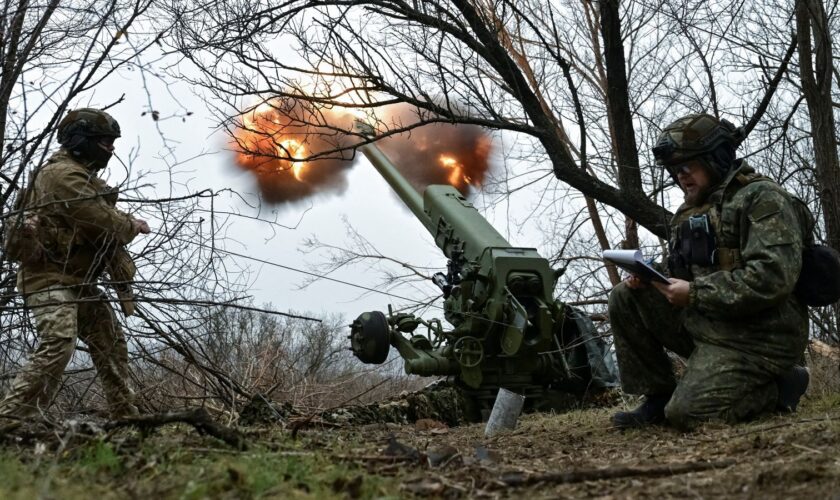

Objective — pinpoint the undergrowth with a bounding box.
[0,354,836,499]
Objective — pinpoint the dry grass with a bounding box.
[1,351,838,498]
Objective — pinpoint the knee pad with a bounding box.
[664,398,698,431]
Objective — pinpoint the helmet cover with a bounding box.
[57,108,121,146]
[653,113,740,182]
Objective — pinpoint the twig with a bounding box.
[103,408,246,450]
[498,459,735,487]
[684,413,840,443]
[185,446,420,463]
[290,376,393,438]
[791,443,823,454]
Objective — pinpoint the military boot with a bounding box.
[777,365,809,413]
[611,394,671,429]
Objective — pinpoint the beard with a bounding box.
[682,158,723,206]
[683,184,712,207]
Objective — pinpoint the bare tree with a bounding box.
[0,0,338,418]
[167,1,806,310]
[795,0,840,339]
[168,0,678,237]
[796,0,840,250]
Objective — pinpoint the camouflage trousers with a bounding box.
[0,285,137,422]
[609,282,779,430]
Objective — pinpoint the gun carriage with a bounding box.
[349,142,616,415]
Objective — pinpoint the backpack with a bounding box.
[789,197,840,307]
[2,183,44,266]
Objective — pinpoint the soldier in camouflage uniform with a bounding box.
[609,114,810,430]
[0,109,150,424]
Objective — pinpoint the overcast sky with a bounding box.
[80,31,680,328]
[90,46,559,324]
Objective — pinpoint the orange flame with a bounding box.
[277,139,307,180]
[233,104,309,181]
[230,99,492,204]
[229,98,355,204]
[378,106,491,196]
[438,154,472,188]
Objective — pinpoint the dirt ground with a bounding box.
[2,392,840,498]
[344,397,840,498]
[2,356,839,498]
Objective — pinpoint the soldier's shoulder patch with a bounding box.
[747,188,793,225]
[736,177,781,197]
[748,199,781,223]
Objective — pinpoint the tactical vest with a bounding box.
[670,171,840,307]
[669,171,796,276]
[715,172,772,271]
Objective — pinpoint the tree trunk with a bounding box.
[796,0,840,336]
[599,0,642,249]
[796,0,840,251]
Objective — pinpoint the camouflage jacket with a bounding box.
[16,149,138,293]
[670,160,808,367]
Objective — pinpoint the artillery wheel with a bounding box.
[453,336,484,368]
[350,311,390,364]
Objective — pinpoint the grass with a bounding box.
[0,431,401,499]
[0,355,837,498]
[78,440,123,475]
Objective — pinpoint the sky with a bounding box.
[80,31,678,329]
[90,47,551,324]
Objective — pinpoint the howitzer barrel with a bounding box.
[359,144,433,233]
[423,185,510,262]
[350,141,619,402]
[359,143,510,262]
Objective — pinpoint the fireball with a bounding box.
[438,154,474,189]
[229,98,356,204]
[229,98,492,203]
[233,103,310,181]
[276,139,308,180]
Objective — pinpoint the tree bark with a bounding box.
[599,0,642,249]
[796,0,840,251]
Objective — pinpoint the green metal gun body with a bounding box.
[350,144,613,409]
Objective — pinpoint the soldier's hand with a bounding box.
[624,274,646,290]
[652,278,690,307]
[132,219,151,235]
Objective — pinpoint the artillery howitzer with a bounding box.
[350,142,617,416]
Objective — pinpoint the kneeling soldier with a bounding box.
[610,114,809,430]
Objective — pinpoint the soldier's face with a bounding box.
[83,136,116,169]
[97,136,116,153]
[676,159,711,206]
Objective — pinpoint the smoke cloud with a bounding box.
[231,98,355,204]
[230,100,493,204]
[378,109,493,196]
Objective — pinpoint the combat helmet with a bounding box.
[652,113,741,182]
[57,108,121,145]
[56,108,121,169]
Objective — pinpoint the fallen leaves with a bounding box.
[415,418,449,434]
